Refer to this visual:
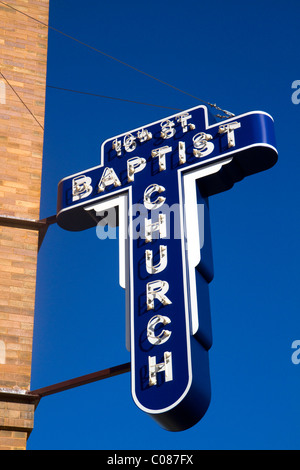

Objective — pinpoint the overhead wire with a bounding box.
[0,70,44,129]
[0,74,185,112]
[0,0,235,119]
[46,85,184,111]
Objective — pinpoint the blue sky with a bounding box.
[26,0,300,449]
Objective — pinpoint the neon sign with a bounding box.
[57,105,277,431]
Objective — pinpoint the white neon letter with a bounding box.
[151,146,172,171]
[72,175,93,201]
[98,167,121,193]
[143,184,166,210]
[137,128,152,142]
[147,315,172,346]
[148,352,173,386]
[127,156,147,182]
[145,213,167,242]
[218,121,241,148]
[160,119,175,139]
[112,138,122,156]
[145,245,167,274]
[146,280,172,310]
[193,132,214,158]
[176,113,195,133]
[123,133,136,152]
[178,141,186,164]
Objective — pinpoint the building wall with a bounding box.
[0,0,49,450]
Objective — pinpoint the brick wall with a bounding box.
[0,0,49,449]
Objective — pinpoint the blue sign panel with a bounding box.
[57,105,277,431]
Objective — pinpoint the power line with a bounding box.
[47,85,184,111]
[0,0,235,119]
[1,71,184,111]
[0,70,44,129]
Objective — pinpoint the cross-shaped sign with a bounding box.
[57,105,277,431]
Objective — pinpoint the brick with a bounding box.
[0,0,49,450]
[0,432,27,450]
